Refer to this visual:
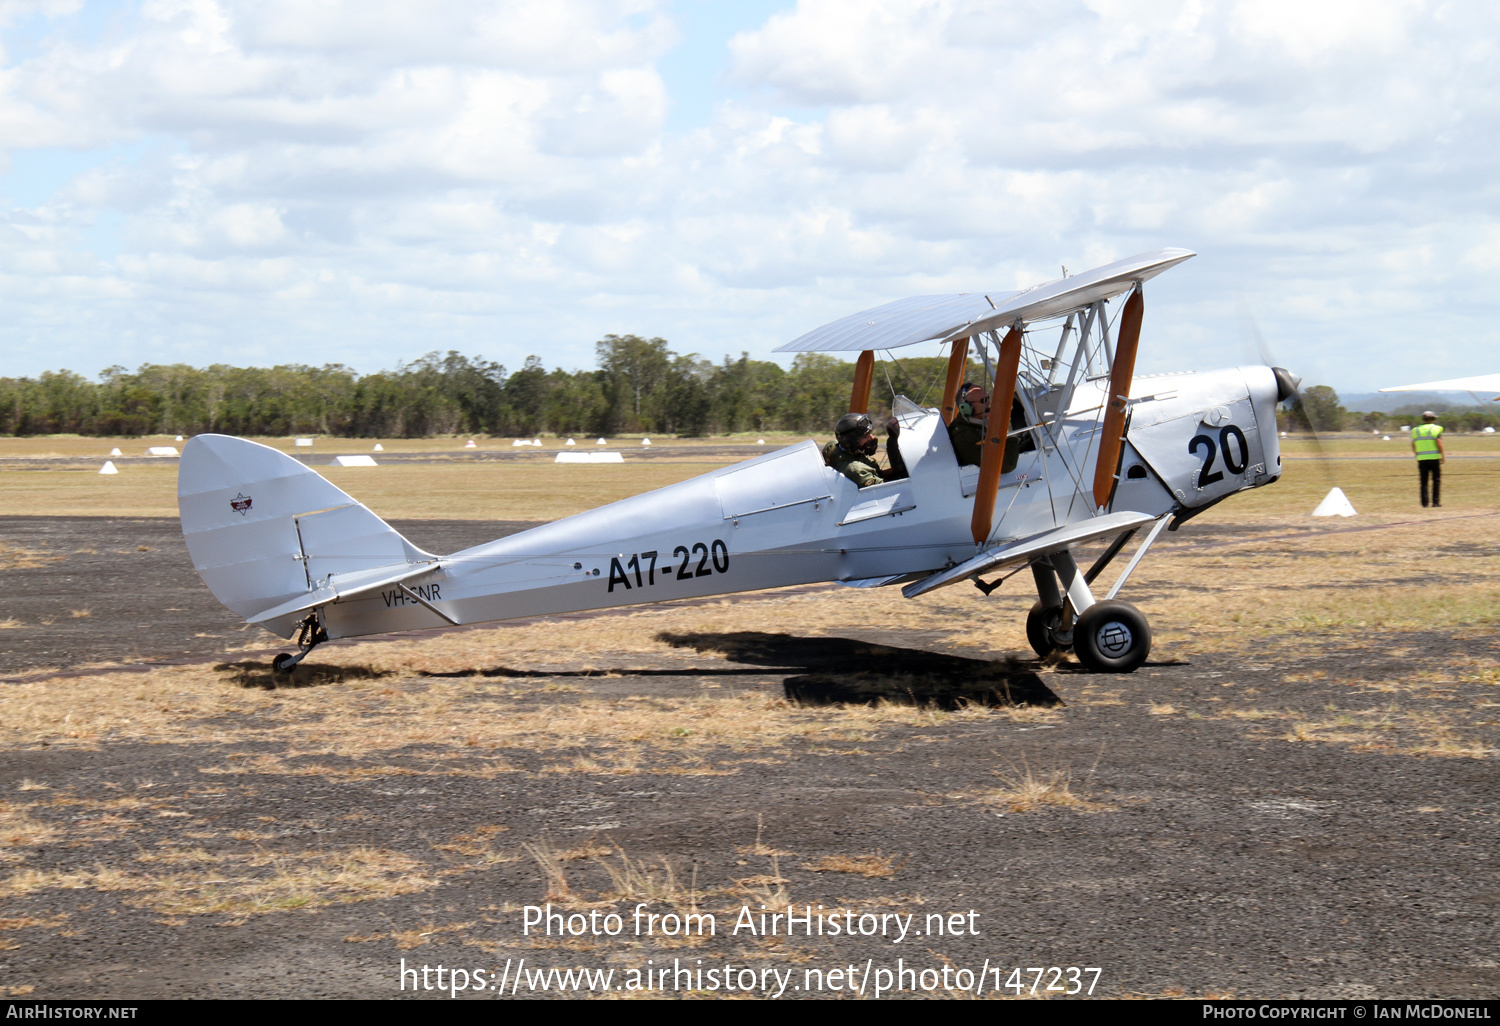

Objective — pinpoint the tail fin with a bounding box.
[178,435,434,637]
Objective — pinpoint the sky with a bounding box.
[0,0,1495,392]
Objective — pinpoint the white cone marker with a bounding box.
[99,461,118,475]
[1312,487,1357,517]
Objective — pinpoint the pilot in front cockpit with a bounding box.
[823,412,909,489]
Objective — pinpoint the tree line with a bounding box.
[0,335,975,439]
[1280,385,1500,434]
[14,339,1484,440]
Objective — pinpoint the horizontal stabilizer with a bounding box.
[902,511,1156,598]
[248,561,441,624]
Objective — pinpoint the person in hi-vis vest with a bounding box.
[1411,411,1446,508]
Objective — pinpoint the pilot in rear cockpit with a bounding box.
[948,382,1029,474]
[823,412,908,488]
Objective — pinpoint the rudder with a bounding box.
[178,435,432,637]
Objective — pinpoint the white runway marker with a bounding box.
[1312,487,1357,517]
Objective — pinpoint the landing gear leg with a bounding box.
[1027,561,1072,658]
[272,612,328,674]
[1029,550,1153,672]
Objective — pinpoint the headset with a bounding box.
[957,382,983,419]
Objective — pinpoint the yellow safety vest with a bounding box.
[1412,423,1443,460]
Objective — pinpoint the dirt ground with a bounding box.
[2,420,1500,996]
[1,456,1498,999]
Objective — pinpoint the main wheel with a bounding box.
[1026,601,1071,658]
[271,653,298,674]
[1073,600,1151,673]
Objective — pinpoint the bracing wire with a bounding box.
[879,348,948,411]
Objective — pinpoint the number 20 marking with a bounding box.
[1189,424,1249,488]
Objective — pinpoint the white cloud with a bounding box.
[0,0,1496,391]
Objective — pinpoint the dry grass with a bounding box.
[0,804,59,846]
[0,457,744,520]
[522,838,580,904]
[385,922,474,950]
[801,853,901,878]
[16,431,1498,524]
[733,856,792,907]
[519,837,707,912]
[430,825,514,861]
[0,846,435,915]
[596,845,700,909]
[0,543,59,570]
[0,433,807,460]
[2,630,1012,768]
[1207,701,1495,759]
[736,814,795,857]
[964,758,1106,814]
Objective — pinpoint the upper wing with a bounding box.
[773,248,1195,354]
[1379,373,1500,396]
[774,293,1009,353]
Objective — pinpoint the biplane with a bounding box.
[178,248,1295,674]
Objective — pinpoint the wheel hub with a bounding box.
[1095,620,1133,657]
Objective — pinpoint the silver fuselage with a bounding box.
[317,366,1284,640]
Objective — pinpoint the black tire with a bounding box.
[1073,600,1151,673]
[1026,601,1069,658]
[271,653,297,674]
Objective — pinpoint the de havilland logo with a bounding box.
[230,493,253,515]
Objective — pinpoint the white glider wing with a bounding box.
[1380,373,1500,397]
[774,248,1195,354]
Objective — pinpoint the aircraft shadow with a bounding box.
[658,632,1061,709]
[418,633,1057,708]
[217,661,396,690]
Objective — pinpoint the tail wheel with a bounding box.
[1073,600,1152,673]
[1026,601,1072,658]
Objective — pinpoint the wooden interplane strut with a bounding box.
[849,351,875,414]
[941,338,970,425]
[1092,287,1143,510]
[970,326,1023,544]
